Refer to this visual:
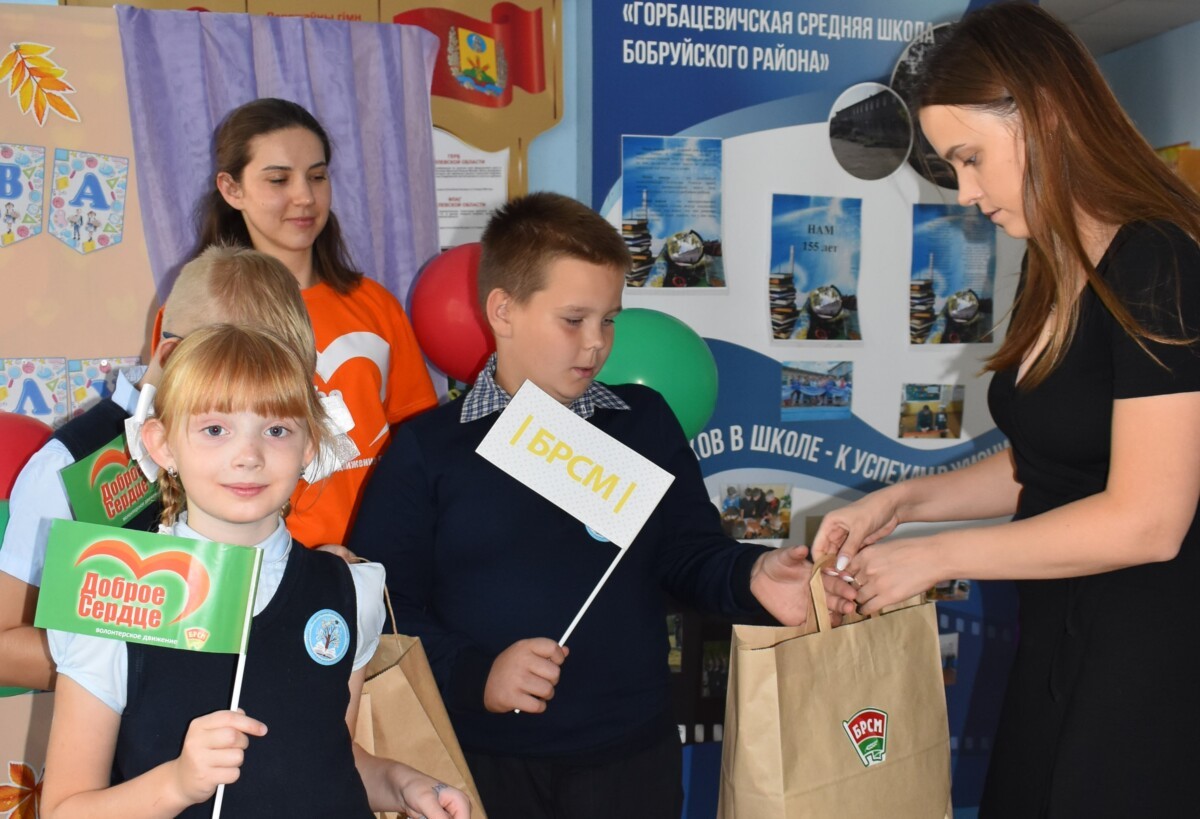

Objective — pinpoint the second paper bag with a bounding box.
[360,634,489,819]
[718,571,950,818]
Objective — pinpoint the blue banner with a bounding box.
[592,1,988,211]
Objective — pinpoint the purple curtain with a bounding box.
[117,7,440,304]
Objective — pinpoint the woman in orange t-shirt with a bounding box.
[178,97,437,549]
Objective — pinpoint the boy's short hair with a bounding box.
[163,245,316,372]
[478,192,631,312]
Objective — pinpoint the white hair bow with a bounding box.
[123,384,357,485]
[303,390,359,484]
[124,383,161,483]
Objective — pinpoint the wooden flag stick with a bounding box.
[558,546,628,647]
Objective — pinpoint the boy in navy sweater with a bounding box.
[349,192,854,818]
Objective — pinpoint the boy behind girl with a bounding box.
[0,246,317,691]
[350,192,854,817]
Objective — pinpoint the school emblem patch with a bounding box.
[303,608,350,666]
[843,708,888,767]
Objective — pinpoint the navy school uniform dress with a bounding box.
[114,545,374,817]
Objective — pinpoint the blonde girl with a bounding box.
[42,325,469,819]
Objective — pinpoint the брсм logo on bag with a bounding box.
[843,708,888,767]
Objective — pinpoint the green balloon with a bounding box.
[597,308,718,439]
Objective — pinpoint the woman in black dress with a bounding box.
[813,4,1200,816]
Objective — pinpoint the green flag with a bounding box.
[59,434,160,527]
[36,519,262,654]
[0,500,29,697]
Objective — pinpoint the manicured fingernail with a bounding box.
[836,555,849,571]
[841,574,855,584]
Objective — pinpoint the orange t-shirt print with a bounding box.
[291,279,436,548]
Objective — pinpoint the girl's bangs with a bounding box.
[161,329,316,425]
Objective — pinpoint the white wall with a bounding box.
[1100,17,1200,150]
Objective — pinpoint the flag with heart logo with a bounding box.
[35,519,261,655]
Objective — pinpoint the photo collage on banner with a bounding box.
[621,135,724,288]
[910,203,997,344]
[899,382,965,439]
[769,195,863,341]
[780,361,853,422]
[828,82,913,182]
[715,482,792,543]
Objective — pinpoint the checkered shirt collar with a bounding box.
[459,354,630,422]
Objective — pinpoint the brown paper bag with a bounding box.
[717,564,950,818]
[361,629,488,819]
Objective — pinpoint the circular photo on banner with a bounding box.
[890,22,956,189]
[828,83,912,181]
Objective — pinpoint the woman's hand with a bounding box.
[845,538,941,615]
[810,490,904,571]
[316,543,356,562]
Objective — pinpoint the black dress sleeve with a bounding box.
[1101,222,1200,398]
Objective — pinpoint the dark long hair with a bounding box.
[915,1,1198,387]
[194,98,362,294]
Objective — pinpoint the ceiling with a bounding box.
[1041,0,1200,55]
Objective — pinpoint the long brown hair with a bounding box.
[915,1,1199,387]
[194,98,363,294]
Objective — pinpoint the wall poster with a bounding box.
[590,1,1021,811]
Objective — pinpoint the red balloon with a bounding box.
[410,243,495,383]
[0,412,53,499]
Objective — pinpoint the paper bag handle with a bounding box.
[809,555,879,633]
[351,556,400,637]
[810,556,837,634]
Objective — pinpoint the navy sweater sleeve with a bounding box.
[625,385,769,615]
[348,411,497,713]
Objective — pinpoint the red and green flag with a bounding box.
[59,434,159,528]
[35,519,261,654]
